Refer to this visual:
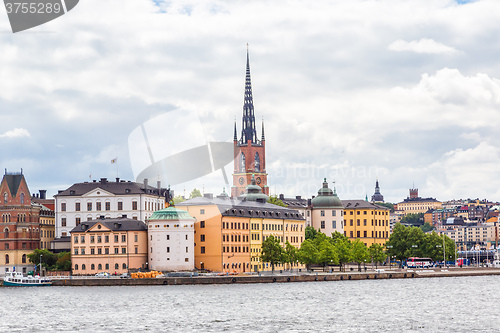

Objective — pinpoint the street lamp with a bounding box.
[412,244,418,257]
[39,254,43,276]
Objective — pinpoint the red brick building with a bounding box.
[0,170,41,275]
[231,47,269,197]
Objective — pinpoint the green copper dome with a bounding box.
[311,178,342,208]
[148,206,195,220]
[242,175,269,202]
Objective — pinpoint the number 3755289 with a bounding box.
[5,2,62,14]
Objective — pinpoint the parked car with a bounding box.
[120,273,130,279]
[95,272,109,278]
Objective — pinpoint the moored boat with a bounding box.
[2,272,52,286]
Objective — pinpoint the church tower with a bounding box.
[231,46,269,197]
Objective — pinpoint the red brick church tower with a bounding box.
[231,46,269,197]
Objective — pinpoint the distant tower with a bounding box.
[409,186,418,199]
[371,179,384,203]
[232,45,268,197]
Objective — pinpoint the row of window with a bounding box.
[3,192,26,204]
[151,246,189,253]
[74,263,127,271]
[2,213,31,223]
[346,230,389,238]
[320,221,337,229]
[222,246,249,253]
[320,210,343,217]
[347,210,389,216]
[222,234,249,243]
[61,200,164,212]
[3,242,32,250]
[3,254,28,264]
[74,247,136,255]
[345,219,388,227]
[74,234,135,244]
[221,222,249,230]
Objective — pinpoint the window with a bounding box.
[4,243,9,250]
[98,264,102,270]
[200,209,205,215]
[200,221,205,228]
[240,152,246,172]
[61,203,66,211]
[90,236,95,243]
[105,235,109,243]
[91,264,95,270]
[201,246,205,254]
[118,202,123,211]
[76,217,81,226]
[82,264,86,270]
[114,248,119,254]
[363,231,367,237]
[122,235,126,242]
[96,202,101,211]
[81,235,85,243]
[167,247,170,253]
[200,235,205,242]
[105,248,109,254]
[3,193,7,204]
[22,254,26,263]
[255,152,260,172]
[185,258,189,262]
[357,231,360,237]
[350,231,353,238]
[91,248,95,255]
[364,219,367,226]
[134,235,138,242]
[75,202,80,211]
[105,263,109,270]
[87,202,92,211]
[114,235,119,242]
[186,247,188,253]
[105,202,110,211]
[332,221,336,229]
[321,221,325,229]
[321,210,325,217]
[122,263,127,269]
[115,263,119,270]
[357,219,360,226]
[74,236,78,244]
[132,201,138,210]
[98,248,102,255]
[122,248,126,254]
[332,210,336,217]
[74,264,79,270]
[185,234,188,240]
[61,218,66,227]
[135,247,138,254]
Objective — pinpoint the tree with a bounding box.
[189,188,202,199]
[267,195,287,207]
[27,249,56,271]
[333,238,352,272]
[318,239,338,271]
[305,226,319,240]
[297,239,319,270]
[260,235,284,272]
[55,252,72,271]
[400,213,424,226]
[283,241,297,270]
[351,239,370,271]
[420,222,434,233]
[172,195,185,205]
[376,202,394,212]
[368,243,387,269]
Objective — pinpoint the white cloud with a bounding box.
[0,128,31,139]
[388,39,458,54]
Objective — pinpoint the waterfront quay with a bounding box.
[50,267,500,286]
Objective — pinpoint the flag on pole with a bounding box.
[111,158,117,164]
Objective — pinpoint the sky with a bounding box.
[1,0,500,204]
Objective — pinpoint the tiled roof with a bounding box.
[342,200,390,210]
[4,174,24,197]
[70,217,147,233]
[55,178,165,197]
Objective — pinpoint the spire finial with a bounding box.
[240,45,257,144]
[261,118,265,141]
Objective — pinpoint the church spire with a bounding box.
[261,119,265,141]
[240,43,257,145]
[234,121,237,141]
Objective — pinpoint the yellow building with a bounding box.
[342,200,390,246]
[396,188,442,214]
[70,217,148,275]
[39,204,55,250]
[177,194,305,273]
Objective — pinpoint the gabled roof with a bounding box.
[70,217,147,233]
[55,178,165,197]
[3,173,24,197]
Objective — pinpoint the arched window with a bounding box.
[122,263,127,269]
[22,254,26,263]
[20,193,24,205]
[82,264,86,270]
[3,192,7,204]
[105,263,109,270]
[240,153,246,172]
[74,264,79,271]
[254,152,260,172]
[98,264,102,270]
[4,228,9,238]
[5,254,9,264]
[115,263,119,270]
[91,264,95,270]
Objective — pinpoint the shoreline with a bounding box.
[44,267,500,286]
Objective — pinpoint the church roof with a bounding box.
[311,178,342,208]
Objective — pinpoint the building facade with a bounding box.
[147,207,195,271]
[343,200,390,247]
[396,188,442,214]
[232,47,269,197]
[310,179,344,237]
[0,170,41,275]
[70,217,148,275]
[38,204,55,250]
[55,177,166,238]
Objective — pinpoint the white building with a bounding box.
[310,179,344,236]
[147,207,195,271]
[54,178,167,238]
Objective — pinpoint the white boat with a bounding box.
[493,252,500,268]
[2,272,52,287]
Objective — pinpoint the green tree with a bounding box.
[385,223,410,266]
[267,195,288,207]
[282,241,297,270]
[305,226,319,240]
[420,222,434,233]
[189,188,202,199]
[55,252,72,271]
[27,249,56,272]
[368,243,387,269]
[333,238,352,272]
[297,239,319,270]
[318,239,338,271]
[172,195,186,204]
[376,202,394,212]
[400,213,424,226]
[351,239,370,271]
[260,235,284,272]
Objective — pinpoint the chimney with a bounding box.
[143,178,148,189]
[296,196,301,200]
[204,193,214,199]
[307,198,312,206]
[39,190,47,200]
[279,194,284,200]
[116,177,120,183]
[100,178,107,184]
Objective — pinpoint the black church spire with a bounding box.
[240,44,258,145]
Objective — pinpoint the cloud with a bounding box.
[388,39,458,54]
[0,128,31,139]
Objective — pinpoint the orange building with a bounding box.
[177,194,305,273]
[70,217,148,275]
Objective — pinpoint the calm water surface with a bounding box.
[1,275,499,332]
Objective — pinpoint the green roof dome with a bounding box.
[148,207,195,220]
[242,175,269,202]
[311,178,342,208]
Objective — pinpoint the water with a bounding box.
[1,275,499,332]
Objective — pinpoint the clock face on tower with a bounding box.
[256,177,261,184]
[239,177,245,185]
